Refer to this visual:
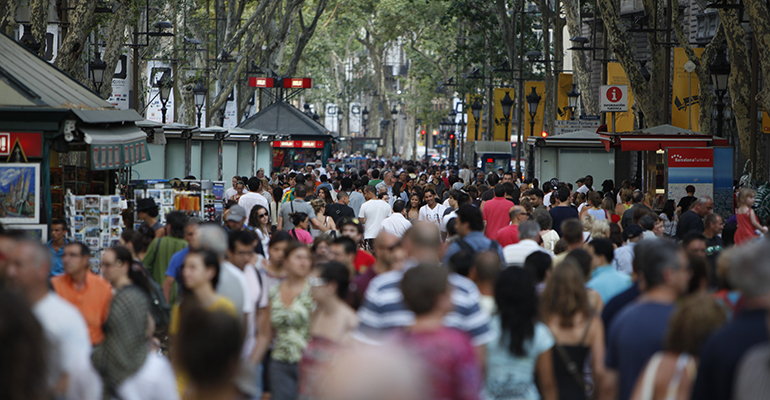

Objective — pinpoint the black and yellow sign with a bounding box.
[672,47,703,131]
[524,81,545,139]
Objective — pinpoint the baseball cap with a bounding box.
[315,160,322,165]
[226,205,247,222]
[452,182,465,191]
[623,224,644,241]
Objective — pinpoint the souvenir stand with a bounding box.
[129,179,225,227]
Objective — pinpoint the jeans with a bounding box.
[269,359,300,400]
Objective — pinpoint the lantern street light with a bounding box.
[470,98,482,141]
[390,104,398,157]
[710,47,730,138]
[193,80,207,127]
[566,84,581,120]
[362,106,369,137]
[500,91,514,142]
[448,108,457,165]
[526,86,542,180]
[155,71,173,124]
[89,52,108,93]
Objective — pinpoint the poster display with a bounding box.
[671,48,703,131]
[523,82,545,140]
[666,147,714,204]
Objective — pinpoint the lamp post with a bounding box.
[526,87,542,180]
[566,84,580,120]
[390,104,398,157]
[88,52,108,93]
[448,109,457,165]
[155,71,173,124]
[710,48,730,138]
[500,91,514,143]
[470,98,482,141]
[362,106,369,137]
[193,80,207,127]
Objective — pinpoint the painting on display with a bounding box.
[0,163,40,224]
[6,224,47,242]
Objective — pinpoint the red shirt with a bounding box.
[483,197,514,239]
[495,224,520,247]
[354,249,375,273]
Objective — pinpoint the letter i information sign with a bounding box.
[600,85,628,112]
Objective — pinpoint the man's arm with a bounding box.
[277,215,284,230]
[251,306,273,365]
[162,276,175,303]
[310,217,329,231]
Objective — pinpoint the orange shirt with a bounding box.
[51,272,113,344]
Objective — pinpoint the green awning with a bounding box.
[79,124,150,170]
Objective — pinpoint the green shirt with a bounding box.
[143,236,188,288]
[269,281,315,363]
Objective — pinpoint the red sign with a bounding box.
[668,148,713,168]
[249,77,275,88]
[0,132,42,158]
[606,86,623,103]
[282,78,312,88]
[273,140,324,149]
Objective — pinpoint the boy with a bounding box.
[399,264,482,400]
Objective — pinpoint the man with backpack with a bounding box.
[443,205,504,265]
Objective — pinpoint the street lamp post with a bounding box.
[566,84,581,120]
[155,71,173,124]
[710,48,730,138]
[500,91,514,143]
[193,80,207,127]
[448,109,457,165]
[362,106,369,137]
[88,52,108,93]
[390,105,398,157]
[470,98,482,141]
[526,87,542,180]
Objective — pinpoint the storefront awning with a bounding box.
[78,124,150,170]
[599,125,716,152]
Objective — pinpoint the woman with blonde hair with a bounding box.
[615,189,633,217]
[542,262,606,400]
[630,294,727,400]
[590,219,610,240]
[602,196,621,224]
[581,214,595,242]
[734,187,767,245]
[309,199,336,238]
[580,192,609,221]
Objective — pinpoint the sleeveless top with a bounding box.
[734,211,759,245]
[638,353,695,400]
[586,208,607,220]
[552,317,594,400]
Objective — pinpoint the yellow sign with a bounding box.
[672,47,703,131]
[493,88,515,141]
[557,73,573,120]
[763,110,770,133]
[606,63,635,132]
[466,94,484,142]
[524,81,545,139]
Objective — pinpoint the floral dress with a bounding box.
[269,282,315,364]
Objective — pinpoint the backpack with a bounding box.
[455,237,500,256]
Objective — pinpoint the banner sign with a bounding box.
[666,147,713,205]
[557,73,573,120]
[606,63,635,131]
[672,47,703,131]
[466,94,484,142]
[493,88,515,142]
[524,81,545,139]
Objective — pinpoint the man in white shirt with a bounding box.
[380,200,412,238]
[314,159,327,177]
[5,238,92,396]
[196,224,250,317]
[238,177,269,226]
[359,186,392,247]
[418,188,447,228]
[502,220,552,267]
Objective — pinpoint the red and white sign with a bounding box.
[273,140,324,149]
[283,78,312,88]
[600,85,628,112]
[249,77,275,88]
[668,147,713,168]
[0,132,42,157]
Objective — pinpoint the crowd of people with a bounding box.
[2,158,770,400]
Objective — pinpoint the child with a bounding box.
[299,261,358,399]
[734,188,767,245]
[399,264,482,400]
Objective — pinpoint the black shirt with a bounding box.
[549,206,580,236]
[325,203,355,226]
[481,189,495,202]
[676,210,704,240]
[621,204,651,230]
[677,195,696,213]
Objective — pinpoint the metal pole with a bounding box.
[528,118,535,179]
[750,36,759,163]
[516,0,525,178]
[133,25,139,112]
[688,71,692,130]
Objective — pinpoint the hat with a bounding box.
[136,197,158,212]
[226,205,247,222]
[623,224,644,241]
[315,160,322,165]
[409,173,417,179]
[452,182,465,191]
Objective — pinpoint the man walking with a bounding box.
[359,186,393,249]
[418,188,446,229]
[676,196,713,241]
[239,177,269,226]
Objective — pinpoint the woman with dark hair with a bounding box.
[254,241,315,400]
[486,266,558,400]
[120,228,150,261]
[289,212,314,245]
[542,263,606,400]
[393,181,407,203]
[317,187,334,206]
[248,205,272,253]
[0,289,48,400]
[271,186,285,231]
[94,246,178,400]
[406,192,422,222]
[229,179,247,202]
[143,211,189,286]
[659,199,677,238]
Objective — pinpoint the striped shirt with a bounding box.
[356,265,493,346]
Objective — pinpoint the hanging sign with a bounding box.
[600,85,628,112]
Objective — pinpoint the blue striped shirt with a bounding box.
[356,266,493,346]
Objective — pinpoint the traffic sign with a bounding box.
[600,85,628,112]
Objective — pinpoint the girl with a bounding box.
[289,212,314,245]
[248,205,271,254]
[406,193,422,222]
[580,192,608,221]
[317,187,334,206]
[486,267,558,400]
[309,199,337,238]
[659,199,678,237]
[734,188,767,245]
[602,196,621,224]
[541,263,605,400]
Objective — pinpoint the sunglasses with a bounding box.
[258,213,268,218]
[308,277,327,287]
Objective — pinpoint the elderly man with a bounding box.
[502,220,552,267]
[676,196,714,241]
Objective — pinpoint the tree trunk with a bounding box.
[98,0,131,99]
[720,9,752,165]
[285,0,328,77]
[30,0,48,57]
[562,0,597,114]
[54,0,97,74]
[539,0,554,136]
[0,0,20,36]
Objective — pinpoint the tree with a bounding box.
[562,0,598,114]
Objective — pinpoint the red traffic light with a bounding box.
[541,131,548,137]
[449,134,455,140]
[420,130,426,136]
[486,158,494,163]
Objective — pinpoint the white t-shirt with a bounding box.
[359,199,393,239]
[440,210,457,234]
[543,192,552,207]
[218,261,254,317]
[418,203,447,228]
[33,292,92,387]
[115,352,179,400]
[241,263,269,360]
[239,192,269,226]
[379,213,412,238]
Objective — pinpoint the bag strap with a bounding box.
[639,353,664,400]
[553,344,587,393]
[664,354,692,400]
[579,314,594,345]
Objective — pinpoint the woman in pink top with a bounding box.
[289,212,314,245]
